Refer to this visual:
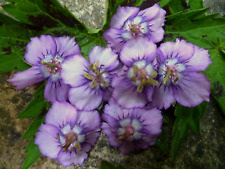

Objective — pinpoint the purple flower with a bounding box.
[103,4,166,53]
[102,99,162,154]
[35,102,100,167]
[8,35,80,102]
[112,37,158,109]
[150,39,212,109]
[61,46,119,111]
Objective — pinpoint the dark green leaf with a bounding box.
[158,0,171,8]
[188,0,203,10]
[156,130,169,152]
[168,0,187,14]
[133,0,148,7]
[100,160,126,169]
[23,138,41,169]
[18,84,48,118]
[23,116,44,139]
[172,102,207,159]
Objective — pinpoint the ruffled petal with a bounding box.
[120,37,157,66]
[149,85,175,109]
[25,35,56,65]
[7,66,45,90]
[102,123,120,147]
[147,27,164,43]
[103,28,125,53]
[69,84,103,111]
[77,110,101,133]
[110,6,139,29]
[44,79,70,103]
[159,39,195,62]
[186,45,212,71]
[174,73,210,107]
[57,149,87,167]
[54,36,80,58]
[45,102,78,128]
[89,46,119,71]
[85,130,100,146]
[61,54,89,87]
[35,124,61,159]
[138,4,160,22]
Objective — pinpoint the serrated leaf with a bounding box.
[204,38,225,114]
[100,160,126,169]
[172,102,207,159]
[23,116,44,139]
[188,0,203,10]
[23,138,41,169]
[18,84,48,118]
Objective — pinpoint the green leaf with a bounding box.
[18,84,48,118]
[100,160,126,169]
[188,0,203,10]
[168,0,187,14]
[204,38,225,114]
[156,129,169,152]
[23,116,44,139]
[172,102,207,159]
[133,0,148,7]
[23,138,41,169]
[158,0,171,8]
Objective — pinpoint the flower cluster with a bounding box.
[8,3,211,167]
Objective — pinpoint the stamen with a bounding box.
[133,65,138,75]
[137,84,144,93]
[131,77,136,83]
[88,64,93,71]
[93,62,99,71]
[163,70,172,85]
[41,61,55,68]
[102,80,109,87]
[84,73,92,80]
[90,80,97,88]
[75,142,81,150]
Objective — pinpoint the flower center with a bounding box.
[119,125,135,141]
[122,16,148,40]
[84,62,110,89]
[128,61,158,93]
[58,124,85,152]
[159,59,186,85]
[41,55,63,74]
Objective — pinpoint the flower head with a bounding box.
[61,46,119,111]
[35,102,100,167]
[112,38,158,108]
[8,35,80,102]
[102,99,162,154]
[150,39,212,109]
[103,4,166,53]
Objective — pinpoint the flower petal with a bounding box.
[25,35,56,65]
[120,37,157,66]
[112,81,147,109]
[44,79,70,103]
[159,39,195,62]
[89,46,119,71]
[54,36,80,58]
[147,27,164,43]
[110,6,139,29]
[102,123,120,147]
[149,85,175,109]
[61,54,89,87]
[45,102,78,128]
[174,73,210,107]
[103,28,125,53]
[186,45,212,71]
[138,4,161,22]
[77,110,101,133]
[85,130,100,146]
[35,124,61,159]
[7,66,45,90]
[69,84,103,111]
[57,149,88,167]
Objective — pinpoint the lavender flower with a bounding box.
[61,46,119,111]
[150,39,212,109]
[112,37,158,109]
[8,35,80,102]
[102,99,162,154]
[103,4,166,53]
[35,102,100,167]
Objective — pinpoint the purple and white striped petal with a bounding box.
[7,66,45,90]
